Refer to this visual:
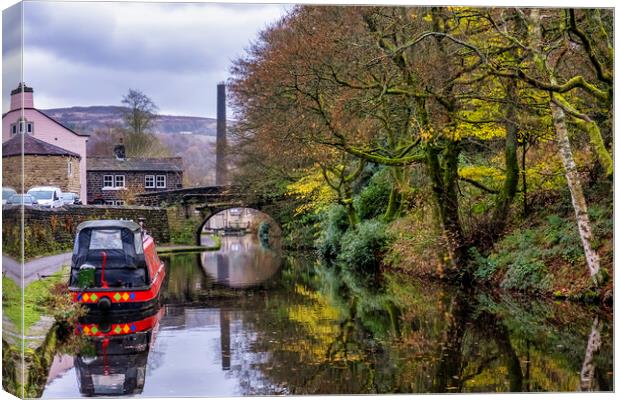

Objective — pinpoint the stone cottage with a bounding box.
[2,83,89,199]
[87,142,184,205]
[2,134,81,194]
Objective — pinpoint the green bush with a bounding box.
[469,247,498,282]
[338,220,390,272]
[316,204,350,260]
[500,259,552,293]
[354,168,391,220]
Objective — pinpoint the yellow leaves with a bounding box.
[459,165,505,185]
[286,167,338,215]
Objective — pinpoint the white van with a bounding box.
[27,186,64,208]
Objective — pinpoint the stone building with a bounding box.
[2,83,89,199]
[87,143,184,205]
[2,133,81,193]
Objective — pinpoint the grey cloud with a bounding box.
[10,1,289,117]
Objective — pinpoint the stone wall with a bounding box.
[2,205,169,259]
[2,154,81,194]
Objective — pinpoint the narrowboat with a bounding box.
[69,220,165,312]
[74,307,165,396]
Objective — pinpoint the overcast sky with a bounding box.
[3,1,290,117]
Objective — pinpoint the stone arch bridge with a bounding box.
[134,185,282,243]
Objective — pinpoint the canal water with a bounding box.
[40,235,613,397]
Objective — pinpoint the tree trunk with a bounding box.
[528,8,603,285]
[426,143,466,273]
[549,101,601,282]
[492,78,520,236]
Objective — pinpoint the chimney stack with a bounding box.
[215,82,227,185]
[10,82,34,110]
[114,138,126,160]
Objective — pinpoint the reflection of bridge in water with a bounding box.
[201,235,282,289]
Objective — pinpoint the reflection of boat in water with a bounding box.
[200,235,281,288]
[74,307,164,396]
[69,220,166,313]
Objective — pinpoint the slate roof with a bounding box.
[2,134,81,158]
[87,157,184,172]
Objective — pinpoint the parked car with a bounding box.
[6,194,38,206]
[2,187,17,206]
[62,192,82,205]
[27,186,63,208]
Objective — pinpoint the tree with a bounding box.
[121,89,168,157]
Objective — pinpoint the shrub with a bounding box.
[500,259,552,293]
[470,247,498,282]
[316,204,350,260]
[354,168,392,220]
[338,220,390,272]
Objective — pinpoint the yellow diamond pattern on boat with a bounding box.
[83,326,90,334]
[123,324,130,333]
[122,293,129,301]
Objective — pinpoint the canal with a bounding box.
[40,235,613,396]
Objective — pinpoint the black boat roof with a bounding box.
[76,220,142,233]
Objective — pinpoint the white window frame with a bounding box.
[145,175,155,189]
[11,124,16,135]
[103,175,114,188]
[115,200,125,206]
[156,175,166,189]
[104,200,115,206]
[115,175,126,188]
[27,122,33,134]
[67,160,73,177]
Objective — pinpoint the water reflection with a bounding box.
[73,308,164,396]
[39,240,613,397]
[200,235,281,288]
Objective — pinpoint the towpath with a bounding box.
[2,252,72,287]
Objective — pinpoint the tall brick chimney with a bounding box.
[215,82,227,185]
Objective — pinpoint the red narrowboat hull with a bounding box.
[70,263,165,312]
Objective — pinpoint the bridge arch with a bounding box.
[194,205,282,245]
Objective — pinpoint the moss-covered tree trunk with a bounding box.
[492,78,520,236]
[426,142,466,271]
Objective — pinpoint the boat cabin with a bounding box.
[69,220,165,312]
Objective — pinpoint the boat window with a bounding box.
[73,233,80,255]
[134,232,144,254]
[89,229,123,250]
[92,374,126,395]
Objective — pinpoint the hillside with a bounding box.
[44,105,221,186]
[42,105,218,136]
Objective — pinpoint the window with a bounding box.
[67,160,73,177]
[115,175,126,188]
[11,124,16,135]
[89,229,123,250]
[27,122,33,134]
[134,232,144,254]
[115,200,125,206]
[156,175,166,188]
[104,200,115,206]
[103,175,114,188]
[145,175,155,189]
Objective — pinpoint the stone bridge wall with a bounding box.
[2,205,169,259]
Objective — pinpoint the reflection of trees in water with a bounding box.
[219,257,613,394]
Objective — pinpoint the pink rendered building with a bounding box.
[2,83,88,200]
